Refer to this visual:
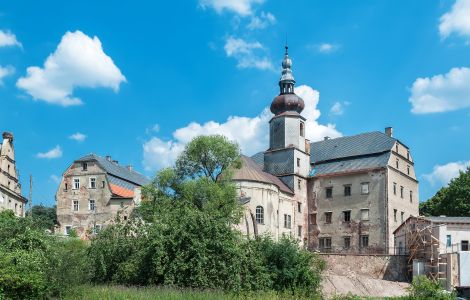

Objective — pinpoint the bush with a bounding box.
[0,210,89,299]
[408,276,454,300]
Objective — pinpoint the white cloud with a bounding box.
[199,0,264,16]
[409,67,470,114]
[0,30,21,47]
[36,145,62,159]
[329,101,349,116]
[16,30,126,107]
[316,43,339,54]
[247,11,276,30]
[142,84,342,171]
[69,132,87,142]
[224,36,273,70]
[0,65,14,84]
[439,0,470,40]
[423,160,470,186]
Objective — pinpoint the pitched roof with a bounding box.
[76,154,149,186]
[310,131,397,164]
[425,216,470,223]
[310,152,391,177]
[232,155,293,194]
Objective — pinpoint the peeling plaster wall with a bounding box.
[56,161,135,236]
[309,170,387,252]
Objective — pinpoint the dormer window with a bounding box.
[300,122,305,137]
[82,162,88,171]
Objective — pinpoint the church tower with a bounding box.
[264,46,310,192]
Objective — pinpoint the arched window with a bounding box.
[255,206,264,224]
[300,122,305,137]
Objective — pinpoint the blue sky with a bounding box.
[1,0,469,206]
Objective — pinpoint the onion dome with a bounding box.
[270,45,305,115]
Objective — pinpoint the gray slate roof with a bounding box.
[76,154,149,186]
[425,216,470,224]
[250,131,398,178]
[310,152,391,176]
[310,131,397,164]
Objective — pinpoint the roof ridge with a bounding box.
[311,131,394,144]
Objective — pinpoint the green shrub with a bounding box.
[408,276,454,300]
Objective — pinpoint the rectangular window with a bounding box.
[326,187,333,198]
[283,214,291,229]
[309,213,317,225]
[73,178,80,190]
[360,235,369,248]
[407,165,410,175]
[343,210,351,222]
[361,183,369,194]
[93,224,102,234]
[297,202,301,213]
[407,151,410,160]
[396,159,399,169]
[297,179,301,190]
[64,183,68,191]
[394,209,397,222]
[447,235,452,247]
[65,225,72,235]
[72,200,79,212]
[361,209,369,221]
[297,225,302,237]
[393,183,397,195]
[89,199,96,211]
[319,237,332,249]
[89,177,96,189]
[344,185,351,196]
[82,162,88,171]
[297,158,300,167]
[401,211,404,222]
[400,186,404,198]
[300,122,305,137]
[462,240,469,251]
[344,236,351,249]
[325,212,332,224]
[102,181,106,188]
[410,191,413,203]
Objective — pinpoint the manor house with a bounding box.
[233,47,419,254]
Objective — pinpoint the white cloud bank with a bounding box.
[37,145,62,159]
[424,160,470,186]
[409,67,470,114]
[317,43,339,54]
[69,132,87,142]
[224,36,273,70]
[142,85,341,171]
[439,0,470,40]
[17,31,126,107]
[199,0,264,16]
[0,30,21,47]
[329,101,350,116]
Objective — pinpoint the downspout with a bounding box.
[384,167,389,253]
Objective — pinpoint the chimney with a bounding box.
[385,127,393,137]
[324,136,330,141]
[126,165,133,172]
[105,155,112,162]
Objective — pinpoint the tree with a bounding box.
[26,205,57,231]
[420,167,470,216]
[175,135,241,182]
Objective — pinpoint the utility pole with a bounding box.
[29,174,32,217]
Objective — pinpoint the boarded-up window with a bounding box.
[361,209,369,221]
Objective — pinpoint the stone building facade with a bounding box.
[232,47,419,253]
[55,154,149,237]
[0,132,27,217]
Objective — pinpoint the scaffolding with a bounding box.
[402,216,447,283]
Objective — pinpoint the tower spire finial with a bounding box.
[285,33,288,54]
